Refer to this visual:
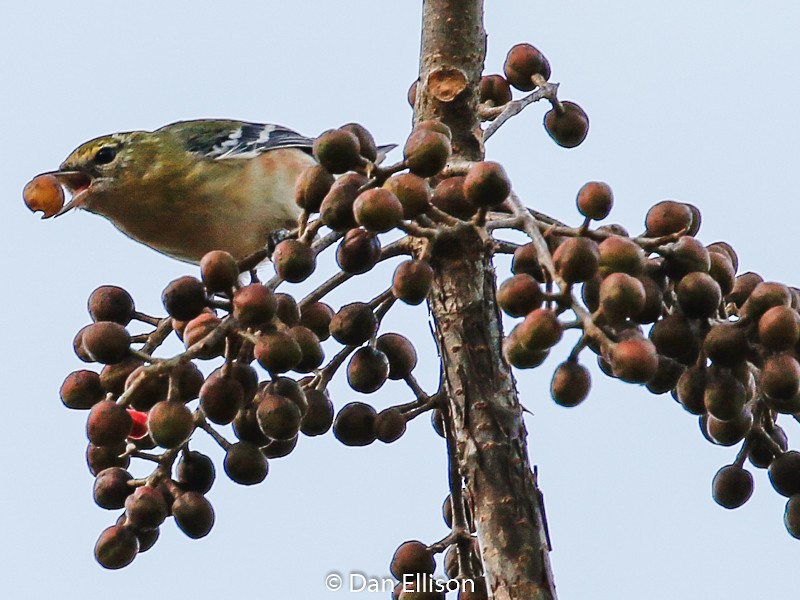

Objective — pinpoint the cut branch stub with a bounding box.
[428,67,469,103]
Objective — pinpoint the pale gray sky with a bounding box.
[2,2,799,598]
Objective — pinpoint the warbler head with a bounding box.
[51,131,153,216]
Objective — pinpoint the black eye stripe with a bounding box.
[94,146,117,165]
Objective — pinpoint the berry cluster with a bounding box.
[51,39,798,593]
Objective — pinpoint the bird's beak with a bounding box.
[44,170,94,218]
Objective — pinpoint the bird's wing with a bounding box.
[160,120,314,160]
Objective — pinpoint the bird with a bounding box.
[46,119,323,264]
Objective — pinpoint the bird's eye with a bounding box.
[94,146,117,165]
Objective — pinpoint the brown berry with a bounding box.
[341,122,378,162]
[61,370,105,410]
[576,181,613,221]
[550,360,591,407]
[514,308,562,350]
[257,393,302,440]
[88,286,135,325]
[503,43,551,90]
[704,372,746,421]
[758,305,800,351]
[769,451,800,497]
[233,284,276,326]
[312,128,365,174]
[301,389,334,436]
[81,321,131,364]
[336,228,381,274]
[644,201,694,236]
[611,338,658,383]
[404,128,451,177]
[392,259,434,305]
[273,239,316,283]
[496,274,543,318]
[333,402,377,446]
[254,331,302,374]
[93,467,134,509]
[676,271,722,318]
[300,301,334,341]
[200,371,244,425]
[376,333,417,379]
[480,74,512,106]
[390,540,436,578]
[295,164,335,212]
[147,400,193,449]
[598,237,645,276]
[224,441,268,485]
[173,492,215,539]
[354,188,404,233]
[463,161,512,208]
[320,173,368,231]
[432,176,475,220]
[375,408,406,443]
[177,451,216,494]
[162,276,206,321]
[330,302,377,345]
[712,465,754,509]
[87,400,132,446]
[544,101,589,148]
[553,237,599,283]
[703,323,749,367]
[383,173,432,219]
[599,272,646,322]
[125,485,168,530]
[94,525,138,570]
[347,347,390,393]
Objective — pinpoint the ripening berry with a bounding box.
[198,250,239,293]
[415,119,453,140]
[726,271,763,307]
[383,173,432,219]
[704,410,752,446]
[60,370,105,410]
[576,181,613,221]
[147,400,193,449]
[263,435,298,459]
[254,331,303,374]
[599,273,646,322]
[295,164,335,213]
[341,122,378,162]
[320,173,368,232]
[432,176,475,220]
[347,347,390,393]
[173,492,215,539]
[408,80,418,107]
[553,237,599,284]
[598,237,645,276]
[649,314,697,363]
[703,372,746,421]
[544,101,589,148]
[496,274,544,318]
[758,305,800,351]
[93,467,134,509]
[224,442,269,485]
[769,451,800,497]
[257,393,302,441]
[375,408,406,443]
[232,406,270,446]
[707,241,739,272]
[644,200,694,237]
[337,228,381,274]
[404,127,452,177]
[264,376,308,415]
[88,286,135,325]
[703,323,749,367]
[513,308,562,350]
[740,281,792,321]
[353,188,404,233]
[390,540,436,579]
[313,128,365,174]
[661,236,711,278]
[503,43,551,90]
[300,301,334,341]
[610,338,658,384]
[712,465,754,509]
[177,451,216,494]
[289,326,325,373]
[479,74,512,106]
[333,402,377,446]
[182,312,224,358]
[392,260,434,305]
[676,272,722,318]
[162,276,207,321]
[81,321,131,365]
[511,243,545,281]
[23,173,65,218]
[330,302,378,345]
[550,360,591,407]
[749,429,787,469]
[707,252,736,297]
[300,389,334,437]
[87,400,133,446]
[463,161,512,208]
[199,372,244,425]
[86,443,130,475]
[761,353,800,404]
[124,485,168,530]
[376,333,418,380]
[503,331,549,369]
[274,293,301,326]
[272,239,316,283]
[645,356,685,395]
[94,524,138,570]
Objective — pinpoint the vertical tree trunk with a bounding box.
[416,2,558,599]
